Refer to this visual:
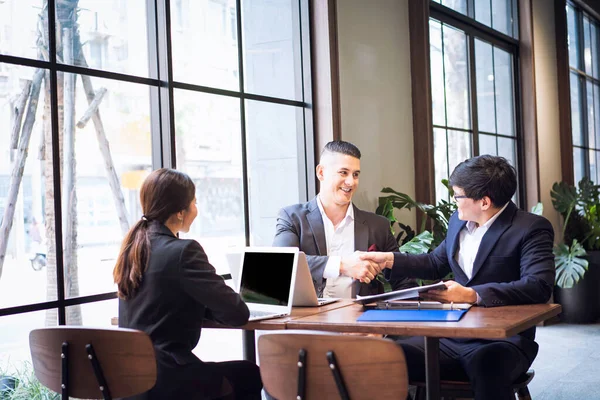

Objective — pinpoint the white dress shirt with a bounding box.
[316,195,355,298]
[455,202,509,280]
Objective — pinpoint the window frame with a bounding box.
[0,0,315,323]
[409,0,538,224]
[558,0,600,185]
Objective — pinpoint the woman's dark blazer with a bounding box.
[119,222,249,398]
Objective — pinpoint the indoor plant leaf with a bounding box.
[399,231,433,255]
[551,181,577,215]
[553,240,589,289]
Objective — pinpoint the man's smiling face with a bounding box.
[317,152,360,208]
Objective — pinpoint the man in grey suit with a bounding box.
[273,140,414,298]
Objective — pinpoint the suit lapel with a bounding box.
[469,201,517,282]
[353,205,369,251]
[307,198,327,256]
[447,218,468,282]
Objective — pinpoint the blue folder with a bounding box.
[357,309,468,322]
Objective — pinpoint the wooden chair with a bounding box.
[258,332,408,400]
[29,326,157,400]
[412,369,535,400]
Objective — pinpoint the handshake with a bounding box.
[340,250,394,284]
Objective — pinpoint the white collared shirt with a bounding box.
[316,195,355,298]
[455,202,509,280]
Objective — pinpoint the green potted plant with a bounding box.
[551,177,600,323]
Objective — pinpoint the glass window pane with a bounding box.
[571,72,583,146]
[440,0,468,15]
[584,17,593,75]
[479,133,497,155]
[0,310,56,389]
[590,150,598,184]
[171,0,240,91]
[0,0,46,61]
[475,39,496,133]
[434,128,449,202]
[498,137,517,167]
[567,5,580,70]
[242,0,303,100]
[175,90,245,276]
[587,81,596,149]
[0,64,57,309]
[447,129,472,177]
[574,147,585,184]
[494,47,515,136]
[492,0,512,36]
[430,20,446,127]
[58,0,149,77]
[443,25,470,130]
[245,101,303,246]
[592,22,599,79]
[61,73,152,299]
[596,150,600,184]
[67,298,117,328]
[595,84,600,150]
[475,0,492,27]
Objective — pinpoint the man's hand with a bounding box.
[359,251,394,270]
[340,252,382,284]
[420,280,478,304]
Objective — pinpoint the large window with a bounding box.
[0,0,312,382]
[429,0,523,203]
[566,2,600,184]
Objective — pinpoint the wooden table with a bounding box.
[281,303,562,400]
[240,300,355,361]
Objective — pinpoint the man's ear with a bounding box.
[316,164,324,181]
[480,196,493,211]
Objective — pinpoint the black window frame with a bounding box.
[429,0,526,206]
[0,0,315,323]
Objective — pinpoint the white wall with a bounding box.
[533,0,563,239]
[336,0,416,228]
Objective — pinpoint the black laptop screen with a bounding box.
[239,252,294,306]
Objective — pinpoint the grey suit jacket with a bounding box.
[273,197,415,296]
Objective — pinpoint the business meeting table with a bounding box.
[112,300,561,400]
[242,301,562,400]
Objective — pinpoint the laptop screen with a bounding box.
[239,252,294,306]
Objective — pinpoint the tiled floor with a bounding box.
[529,322,600,399]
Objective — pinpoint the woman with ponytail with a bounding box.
[114,168,262,399]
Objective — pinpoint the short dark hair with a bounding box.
[449,155,517,207]
[320,140,361,160]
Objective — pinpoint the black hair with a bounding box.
[449,155,517,207]
[320,140,361,160]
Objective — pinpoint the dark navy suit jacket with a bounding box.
[385,201,555,362]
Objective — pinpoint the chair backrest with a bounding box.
[29,326,156,399]
[258,333,408,400]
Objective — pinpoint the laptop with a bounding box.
[237,247,298,321]
[293,252,339,307]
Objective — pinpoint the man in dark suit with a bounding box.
[273,140,414,298]
[362,155,555,400]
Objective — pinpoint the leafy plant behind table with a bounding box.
[375,180,457,289]
[551,178,600,288]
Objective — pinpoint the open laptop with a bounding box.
[237,247,298,321]
[293,252,339,307]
